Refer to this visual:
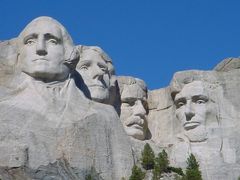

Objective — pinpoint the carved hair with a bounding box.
[117,76,147,95]
[77,45,115,75]
[17,16,79,71]
[170,72,207,100]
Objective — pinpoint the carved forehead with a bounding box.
[118,76,147,89]
[18,16,73,45]
[81,48,106,62]
[80,46,112,62]
[175,81,208,100]
[22,22,61,39]
[121,84,147,101]
[79,45,115,75]
[118,76,147,100]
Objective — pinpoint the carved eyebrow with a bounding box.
[174,97,186,104]
[121,97,137,103]
[23,33,38,43]
[78,60,92,67]
[79,60,91,64]
[97,62,108,68]
[192,95,209,102]
[44,33,61,43]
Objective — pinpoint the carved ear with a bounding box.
[64,46,80,70]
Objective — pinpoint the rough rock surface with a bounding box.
[0,17,133,180]
[148,69,240,179]
[1,16,240,180]
[214,57,240,71]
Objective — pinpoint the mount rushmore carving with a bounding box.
[0,16,240,179]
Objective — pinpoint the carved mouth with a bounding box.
[126,117,144,130]
[132,124,143,130]
[33,58,48,62]
[184,122,200,130]
[127,122,143,130]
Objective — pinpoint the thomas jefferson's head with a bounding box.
[77,46,115,103]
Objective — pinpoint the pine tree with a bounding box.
[152,149,169,179]
[129,165,145,180]
[85,167,101,180]
[141,143,155,170]
[158,149,169,172]
[185,153,202,180]
[85,174,93,180]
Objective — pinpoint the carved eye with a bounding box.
[196,99,206,104]
[80,65,88,70]
[98,65,108,72]
[177,102,184,107]
[122,101,135,107]
[25,39,36,45]
[193,95,208,104]
[176,101,185,109]
[48,38,58,45]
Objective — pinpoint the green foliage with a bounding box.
[186,154,199,170]
[167,166,184,176]
[152,149,170,179]
[141,143,155,170]
[174,174,183,180]
[158,149,169,172]
[85,174,93,180]
[85,167,103,180]
[129,165,145,180]
[184,154,202,180]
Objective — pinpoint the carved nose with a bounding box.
[184,103,195,121]
[185,112,195,121]
[133,100,146,117]
[36,39,47,56]
[92,66,104,80]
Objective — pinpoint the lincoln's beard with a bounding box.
[184,125,207,142]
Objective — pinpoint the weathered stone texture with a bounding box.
[1,16,240,180]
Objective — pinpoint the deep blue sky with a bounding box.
[0,0,240,90]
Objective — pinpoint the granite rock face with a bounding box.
[1,16,240,180]
[0,16,133,180]
[148,69,240,179]
[214,57,240,72]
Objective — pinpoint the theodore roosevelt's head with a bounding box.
[118,76,148,140]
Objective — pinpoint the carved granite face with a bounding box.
[78,49,110,103]
[120,83,147,140]
[174,81,209,132]
[18,18,70,82]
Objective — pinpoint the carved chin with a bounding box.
[89,88,109,102]
[24,71,67,82]
[22,65,70,82]
[125,127,145,140]
[185,126,207,142]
